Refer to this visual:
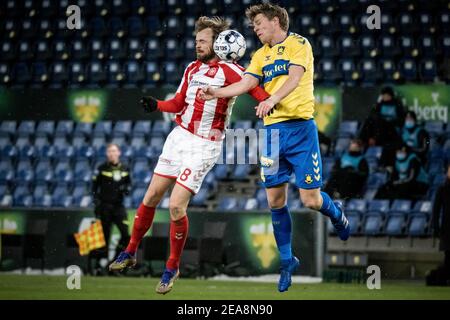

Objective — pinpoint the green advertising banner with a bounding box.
[395,84,450,124]
[313,87,342,137]
[67,90,107,123]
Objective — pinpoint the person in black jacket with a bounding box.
[359,86,405,168]
[432,163,450,281]
[324,139,369,199]
[92,143,131,266]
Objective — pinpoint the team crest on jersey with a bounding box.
[206,66,219,77]
[305,174,313,184]
[260,156,274,168]
[277,46,285,55]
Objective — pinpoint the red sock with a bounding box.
[166,215,189,270]
[126,203,156,254]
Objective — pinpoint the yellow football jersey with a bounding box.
[245,32,315,125]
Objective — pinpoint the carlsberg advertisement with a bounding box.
[396,85,449,124]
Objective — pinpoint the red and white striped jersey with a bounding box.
[172,59,264,141]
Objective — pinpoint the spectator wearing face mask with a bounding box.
[376,144,429,200]
[324,139,369,199]
[359,86,405,168]
[401,111,429,164]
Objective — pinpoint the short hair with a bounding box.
[245,2,289,32]
[106,143,120,151]
[405,110,417,121]
[195,16,230,40]
[381,86,395,97]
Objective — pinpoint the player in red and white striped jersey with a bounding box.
[109,16,269,295]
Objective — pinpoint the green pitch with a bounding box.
[0,274,450,300]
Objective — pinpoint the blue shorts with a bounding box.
[260,119,323,190]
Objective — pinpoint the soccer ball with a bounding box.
[214,30,246,62]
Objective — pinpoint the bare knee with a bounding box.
[300,193,322,210]
[143,188,164,207]
[267,195,286,209]
[169,202,187,220]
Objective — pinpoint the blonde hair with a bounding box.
[195,16,230,39]
[245,2,289,32]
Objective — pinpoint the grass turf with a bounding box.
[0,274,450,300]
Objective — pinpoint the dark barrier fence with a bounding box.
[0,209,325,277]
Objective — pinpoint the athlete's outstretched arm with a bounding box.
[255,65,304,118]
[199,74,259,100]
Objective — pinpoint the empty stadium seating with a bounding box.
[1,0,449,88]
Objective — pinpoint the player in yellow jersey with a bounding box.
[200,2,350,292]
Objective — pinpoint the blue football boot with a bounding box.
[331,201,351,241]
[278,256,300,292]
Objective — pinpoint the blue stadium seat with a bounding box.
[368,199,390,213]
[113,121,132,137]
[346,198,367,212]
[133,145,156,160]
[55,120,74,137]
[191,187,209,207]
[390,199,412,212]
[127,16,145,37]
[54,160,73,183]
[337,121,358,138]
[365,146,382,160]
[13,182,32,207]
[52,184,72,208]
[17,121,35,136]
[420,59,438,82]
[18,144,36,160]
[31,62,48,86]
[213,164,228,180]
[74,160,92,183]
[399,59,418,82]
[94,121,112,136]
[218,196,239,211]
[408,212,429,237]
[16,159,34,182]
[151,120,171,137]
[0,121,17,136]
[124,61,144,85]
[35,159,54,183]
[132,121,151,137]
[363,211,384,236]
[33,182,51,206]
[334,137,351,156]
[36,121,55,137]
[132,160,152,184]
[346,210,362,235]
[366,172,388,189]
[0,133,11,149]
[378,58,397,82]
[132,187,146,208]
[0,160,14,183]
[385,212,406,236]
[73,122,93,138]
[413,200,432,213]
[231,164,251,180]
[359,58,380,86]
[425,121,444,138]
[203,171,217,190]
